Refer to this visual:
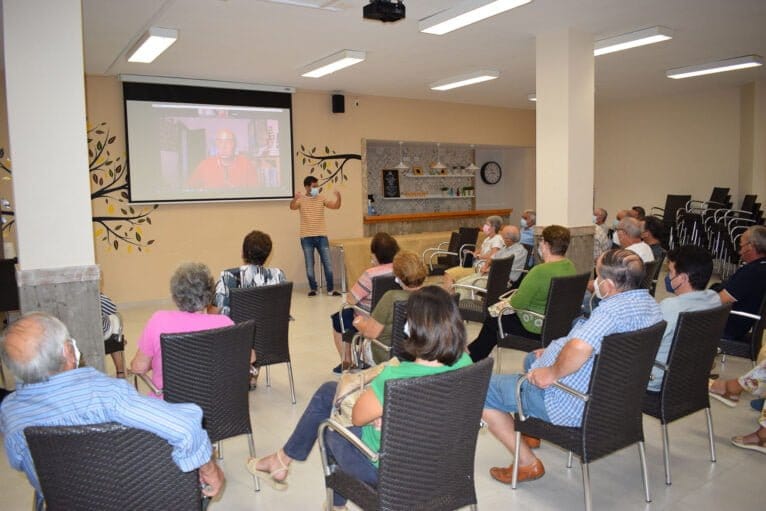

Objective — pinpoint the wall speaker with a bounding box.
[332,94,345,114]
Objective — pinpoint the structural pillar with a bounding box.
[535,28,596,273]
[3,0,103,371]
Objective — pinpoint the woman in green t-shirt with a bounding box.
[247,286,471,510]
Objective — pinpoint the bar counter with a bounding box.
[362,208,512,237]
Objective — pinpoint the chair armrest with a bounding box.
[498,288,518,301]
[653,360,668,373]
[730,310,761,321]
[129,371,163,396]
[451,283,486,294]
[551,381,590,402]
[513,309,545,321]
[459,244,477,266]
[424,250,459,269]
[318,418,379,476]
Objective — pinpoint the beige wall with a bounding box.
[595,88,741,218]
[84,78,534,302]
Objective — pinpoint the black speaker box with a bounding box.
[332,94,345,114]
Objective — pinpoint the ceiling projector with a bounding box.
[363,1,405,23]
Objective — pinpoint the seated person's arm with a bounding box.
[352,387,383,427]
[352,314,384,339]
[718,289,736,304]
[528,338,593,388]
[130,349,152,374]
[198,459,225,497]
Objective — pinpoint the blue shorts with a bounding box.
[484,352,550,421]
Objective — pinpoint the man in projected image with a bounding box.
[187,128,258,189]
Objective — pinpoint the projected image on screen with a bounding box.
[124,82,294,203]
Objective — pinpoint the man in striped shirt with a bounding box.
[290,175,342,296]
[0,312,224,501]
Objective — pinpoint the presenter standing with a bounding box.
[290,176,342,296]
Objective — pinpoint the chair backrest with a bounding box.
[661,195,692,225]
[0,257,19,312]
[25,422,201,511]
[709,187,731,206]
[458,227,480,267]
[376,358,493,510]
[229,282,293,366]
[741,194,757,215]
[484,255,516,310]
[658,304,732,422]
[389,300,410,361]
[439,232,462,268]
[640,260,660,292]
[370,274,401,311]
[539,272,590,346]
[580,321,666,463]
[648,251,666,296]
[161,321,255,443]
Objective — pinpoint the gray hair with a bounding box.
[170,262,215,312]
[0,312,70,384]
[594,208,607,221]
[748,225,766,255]
[523,209,536,223]
[486,215,503,233]
[501,226,520,243]
[618,217,642,239]
[598,249,645,291]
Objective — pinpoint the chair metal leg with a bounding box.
[266,366,271,387]
[325,489,335,511]
[216,441,223,460]
[567,451,573,469]
[638,441,652,503]
[247,433,260,492]
[661,424,672,485]
[511,431,521,489]
[581,462,592,511]
[705,407,717,462]
[287,362,296,404]
[469,505,477,511]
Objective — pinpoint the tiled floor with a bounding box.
[0,282,763,510]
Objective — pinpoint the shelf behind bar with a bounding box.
[363,208,512,224]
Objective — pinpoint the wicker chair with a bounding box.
[512,322,666,511]
[25,422,203,511]
[160,320,259,492]
[719,294,766,363]
[229,282,296,403]
[453,255,516,324]
[496,272,589,372]
[422,231,461,275]
[318,358,493,511]
[643,304,731,485]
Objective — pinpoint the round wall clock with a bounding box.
[480,161,502,185]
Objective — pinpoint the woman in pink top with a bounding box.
[130,262,233,395]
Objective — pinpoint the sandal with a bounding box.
[731,433,766,454]
[708,380,739,407]
[246,452,289,490]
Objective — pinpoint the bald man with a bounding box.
[0,312,224,501]
[187,128,258,188]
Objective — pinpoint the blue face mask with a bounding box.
[592,215,598,224]
[520,218,528,228]
[664,274,678,294]
[309,187,319,197]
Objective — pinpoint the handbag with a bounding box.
[331,358,400,426]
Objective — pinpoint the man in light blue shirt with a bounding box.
[649,245,721,392]
[0,312,224,501]
[482,249,663,485]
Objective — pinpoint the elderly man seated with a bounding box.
[0,312,224,503]
[481,249,662,483]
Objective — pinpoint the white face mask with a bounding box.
[612,230,621,247]
[68,338,81,367]
[594,277,608,299]
[394,276,403,287]
[309,187,319,197]
[520,218,528,228]
[537,243,544,259]
[403,321,411,338]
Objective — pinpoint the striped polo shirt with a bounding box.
[297,195,329,237]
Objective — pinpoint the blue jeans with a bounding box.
[301,236,334,292]
[483,352,551,421]
[283,382,378,506]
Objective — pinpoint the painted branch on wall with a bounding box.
[296,144,360,191]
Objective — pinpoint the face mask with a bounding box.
[403,321,411,338]
[520,218,528,228]
[612,220,620,229]
[309,187,319,197]
[394,276,403,288]
[612,231,621,247]
[537,245,544,259]
[664,274,679,294]
[594,277,609,299]
[592,215,598,224]
[482,224,491,234]
[69,338,82,367]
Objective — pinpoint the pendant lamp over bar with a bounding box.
[395,141,409,170]
[431,143,447,170]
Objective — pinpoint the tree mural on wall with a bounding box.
[0,122,159,252]
[296,144,360,190]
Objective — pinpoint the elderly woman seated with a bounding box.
[443,215,504,290]
[130,262,234,396]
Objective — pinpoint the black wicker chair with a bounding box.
[230,282,296,403]
[643,304,731,485]
[25,422,203,511]
[422,231,461,275]
[496,272,589,372]
[454,255,516,324]
[318,358,493,511]
[160,320,259,491]
[512,322,666,511]
[640,259,660,295]
[343,275,401,368]
[719,294,766,363]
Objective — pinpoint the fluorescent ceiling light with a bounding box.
[301,50,366,78]
[527,93,536,102]
[430,70,500,91]
[420,0,532,36]
[666,55,763,79]
[127,27,178,63]
[594,26,673,56]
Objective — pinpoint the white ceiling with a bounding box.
[71,0,766,109]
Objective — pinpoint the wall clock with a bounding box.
[480,161,502,185]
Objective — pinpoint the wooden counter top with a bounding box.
[363,208,512,224]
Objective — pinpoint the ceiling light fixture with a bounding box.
[395,141,409,171]
[419,0,532,36]
[430,70,500,91]
[301,50,366,78]
[594,26,673,56]
[127,27,178,63]
[527,93,536,102]
[666,54,763,79]
[431,143,447,170]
